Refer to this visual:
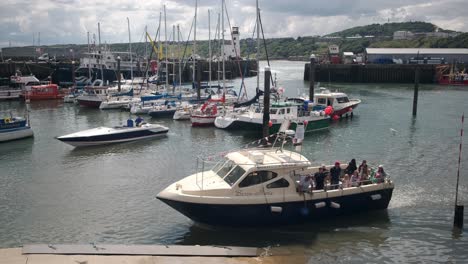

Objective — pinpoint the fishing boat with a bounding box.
[215,101,330,133]
[22,84,64,100]
[306,88,361,118]
[436,65,468,86]
[75,81,111,108]
[0,116,34,142]
[56,119,169,147]
[157,132,394,226]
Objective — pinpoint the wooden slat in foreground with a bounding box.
[22,244,258,257]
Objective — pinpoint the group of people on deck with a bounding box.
[299,159,387,193]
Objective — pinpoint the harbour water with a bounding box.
[0,61,467,262]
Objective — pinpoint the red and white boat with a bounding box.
[190,96,225,126]
[312,88,361,117]
[22,84,64,100]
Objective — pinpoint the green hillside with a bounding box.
[2,22,466,60]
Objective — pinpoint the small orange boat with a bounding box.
[22,84,65,100]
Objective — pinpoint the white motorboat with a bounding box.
[157,134,394,226]
[56,120,168,147]
[173,103,195,120]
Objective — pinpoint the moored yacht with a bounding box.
[157,137,394,226]
[0,116,34,142]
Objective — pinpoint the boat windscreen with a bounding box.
[223,166,246,186]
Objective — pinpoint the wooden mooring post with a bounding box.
[412,65,419,116]
[309,54,316,101]
[262,66,271,140]
[454,113,465,229]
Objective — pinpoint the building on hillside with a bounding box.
[366,48,468,64]
[393,31,415,40]
[342,52,355,64]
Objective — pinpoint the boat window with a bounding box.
[336,97,350,103]
[267,178,290,189]
[270,109,277,114]
[278,109,285,115]
[239,171,278,188]
[215,160,235,177]
[317,98,326,104]
[223,166,246,186]
[286,108,290,114]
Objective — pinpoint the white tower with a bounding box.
[223,27,241,59]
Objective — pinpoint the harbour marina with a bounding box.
[1,60,467,262]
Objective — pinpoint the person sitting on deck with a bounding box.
[351,170,360,187]
[374,165,387,183]
[330,161,341,189]
[135,116,144,127]
[314,166,327,190]
[299,175,313,193]
[358,160,369,178]
[342,174,351,188]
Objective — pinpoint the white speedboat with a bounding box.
[157,136,394,226]
[56,121,168,147]
[173,103,195,120]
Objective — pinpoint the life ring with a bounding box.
[4,118,11,123]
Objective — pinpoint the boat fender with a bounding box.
[315,202,326,209]
[330,202,341,209]
[270,206,282,213]
[371,194,382,200]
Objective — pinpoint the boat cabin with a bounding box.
[313,89,350,108]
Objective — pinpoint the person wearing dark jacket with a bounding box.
[330,161,341,189]
[345,158,357,175]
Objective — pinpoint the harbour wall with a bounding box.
[304,63,437,83]
[0,60,258,85]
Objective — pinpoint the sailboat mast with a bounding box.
[164,5,168,89]
[177,25,181,93]
[98,22,103,81]
[256,0,260,91]
[87,31,91,80]
[172,24,176,92]
[127,17,133,83]
[217,13,221,85]
[145,25,148,79]
[193,0,197,85]
[208,9,212,89]
[222,0,226,92]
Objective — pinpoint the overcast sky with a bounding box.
[1,0,467,48]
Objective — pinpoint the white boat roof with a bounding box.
[225,148,311,170]
[315,88,348,98]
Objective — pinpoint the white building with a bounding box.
[223,27,241,59]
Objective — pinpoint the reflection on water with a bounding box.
[1,61,468,262]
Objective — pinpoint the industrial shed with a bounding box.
[365,48,468,64]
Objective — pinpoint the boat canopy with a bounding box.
[233,90,264,108]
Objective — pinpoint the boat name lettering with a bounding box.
[235,190,272,196]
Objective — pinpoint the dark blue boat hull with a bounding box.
[158,188,393,226]
[148,110,177,118]
[57,128,168,146]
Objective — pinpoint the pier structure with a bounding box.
[0,59,258,86]
[304,63,438,83]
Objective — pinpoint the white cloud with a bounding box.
[0,0,466,48]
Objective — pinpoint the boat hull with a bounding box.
[215,117,330,134]
[148,110,177,118]
[57,126,168,147]
[158,187,393,226]
[191,115,216,126]
[0,127,34,142]
[77,98,102,108]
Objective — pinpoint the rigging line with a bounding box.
[258,11,274,86]
[224,5,248,100]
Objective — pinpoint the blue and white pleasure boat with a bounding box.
[157,134,394,226]
[56,120,169,147]
[0,116,34,142]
